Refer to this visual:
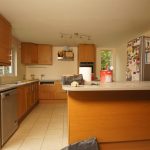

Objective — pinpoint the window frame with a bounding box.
[0,48,17,76]
[100,49,113,70]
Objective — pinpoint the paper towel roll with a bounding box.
[79,67,92,82]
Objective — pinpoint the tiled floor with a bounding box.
[2,102,68,150]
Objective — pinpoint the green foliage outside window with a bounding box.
[101,50,112,70]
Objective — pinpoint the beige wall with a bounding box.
[26,47,78,80]
[0,37,26,84]
[115,43,127,81]
[2,31,150,83]
[26,46,117,81]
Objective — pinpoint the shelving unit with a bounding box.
[57,50,74,61]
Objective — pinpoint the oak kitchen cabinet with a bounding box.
[17,85,27,120]
[78,44,96,78]
[38,44,52,65]
[39,84,55,100]
[78,44,96,62]
[54,80,67,100]
[21,43,38,64]
[21,43,52,65]
[0,15,11,65]
[39,80,67,102]
[17,81,39,121]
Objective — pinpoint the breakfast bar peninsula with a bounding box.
[62,81,150,150]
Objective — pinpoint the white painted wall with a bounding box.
[26,47,78,80]
[115,43,127,81]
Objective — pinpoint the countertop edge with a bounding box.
[62,81,150,91]
[0,80,39,92]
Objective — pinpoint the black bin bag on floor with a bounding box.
[61,137,99,150]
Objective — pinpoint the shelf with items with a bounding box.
[145,52,150,64]
[127,37,141,47]
[145,49,150,53]
[57,49,74,61]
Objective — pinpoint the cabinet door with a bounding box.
[39,84,50,100]
[78,44,96,62]
[38,44,52,64]
[26,84,32,110]
[31,82,39,104]
[54,81,67,100]
[21,43,38,64]
[31,44,38,64]
[34,82,39,103]
[0,15,11,65]
[39,84,55,100]
[30,83,35,105]
[17,85,27,119]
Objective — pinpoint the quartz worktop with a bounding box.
[62,81,150,91]
[0,80,39,92]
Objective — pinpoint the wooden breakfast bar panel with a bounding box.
[67,90,150,150]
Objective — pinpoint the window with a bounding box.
[0,48,17,76]
[100,50,112,70]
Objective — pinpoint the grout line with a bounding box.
[39,104,54,150]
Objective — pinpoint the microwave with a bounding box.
[79,62,94,73]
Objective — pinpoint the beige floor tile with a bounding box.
[32,123,49,130]
[50,119,63,125]
[46,129,63,135]
[18,138,43,150]
[62,137,68,148]
[27,129,46,139]
[48,123,63,130]
[40,114,52,118]
[2,137,24,150]
[41,137,62,150]
[2,102,68,150]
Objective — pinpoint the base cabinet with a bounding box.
[38,84,55,100]
[39,81,67,102]
[17,85,27,119]
[17,81,39,121]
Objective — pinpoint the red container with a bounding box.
[91,73,95,81]
[100,70,113,82]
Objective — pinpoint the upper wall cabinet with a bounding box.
[38,44,52,65]
[78,44,96,62]
[21,43,52,65]
[21,43,38,64]
[0,15,11,65]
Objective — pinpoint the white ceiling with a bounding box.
[0,0,150,47]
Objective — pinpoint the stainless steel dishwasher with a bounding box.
[1,88,18,146]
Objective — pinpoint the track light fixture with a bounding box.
[60,32,91,40]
